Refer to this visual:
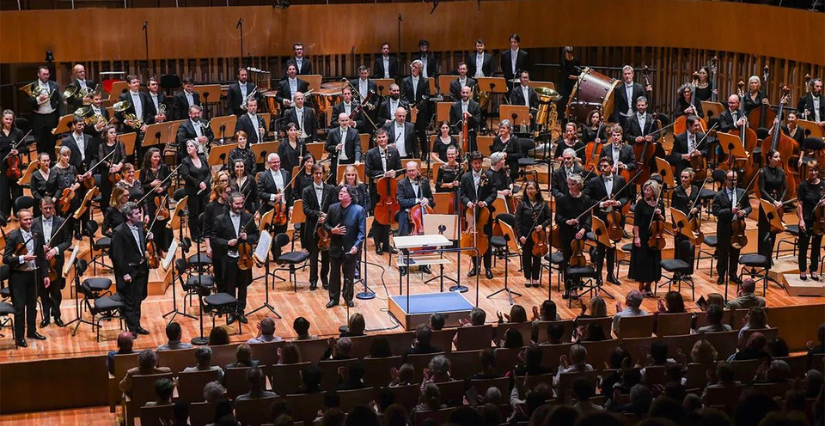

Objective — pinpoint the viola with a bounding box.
[237,239,255,270]
[316,216,331,252]
[58,186,77,214]
[583,113,605,175]
[569,239,587,267]
[146,236,160,269]
[606,208,623,242]
[531,227,549,257]
[271,186,288,227]
[646,191,667,250]
[730,169,761,249]
[109,170,122,184]
[6,151,21,181]
[155,194,170,221]
[374,175,400,226]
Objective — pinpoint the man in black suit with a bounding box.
[302,164,337,291]
[624,96,660,146]
[450,86,483,152]
[176,105,214,159]
[276,65,310,111]
[466,39,493,79]
[365,129,402,254]
[82,91,110,146]
[33,197,72,328]
[798,78,824,125]
[559,46,581,121]
[26,66,65,160]
[449,62,477,101]
[116,74,151,135]
[372,42,399,79]
[378,84,409,127]
[62,117,97,175]
[111,202,152,338]
[460,151,497,279]
[671,116,707,176]
[281,92,318,142]
[552,147,584,200]
[324,186,366,308]
[146,77,168,125]
[501,34,529,90]
[412,40,438,79]
[285,42,312,76]
[234,98,266,145]
[326,113,361,183]
[384,107,418,160]
[354,66,380,133]
[213,192,259,324]
[3,209,48,347]
[331,86,364,131]
[172,77,201,121]
[718,94,747,133]
[510,70,539,110]
[402,60,431,158]
[584,157,629,285]
[258,153,292,237]
[396,161,435,276]
[600,125,637,177]
[227,67,257,117]
[611,65,649,125]
[712,170,752,285]
[66,64,96,113]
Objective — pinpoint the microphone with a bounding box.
[236,18,243,29]
[398,13,402,22]
[351,46,355,54]
[142,21,148,30]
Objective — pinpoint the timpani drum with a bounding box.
[313,84,343,120]
[566,67,620,124]
[263,90,281,115]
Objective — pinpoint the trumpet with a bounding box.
[240,87,259,111]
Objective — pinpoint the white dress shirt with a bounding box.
[814,97,821,122]
[296,108,307,139]
[612,144,621,166]
[411,77,419,99]
[130,91,144,120]
[522,85,530,107]
[625,84,634,110]
[314,184,324,207]
[37,81,54,114]
[42,216,54,245]
[420,56,429,79]
[270,170,285,203]
[394,123,407,157]
[510,49,519,75]
[228,213,242,257]
[475,54,485,78]
[128,224,142,252]
[359,79,368,99]
[288,78,298,100]
[637,113,646,133]
[74,132,86,161]
[382,57,390,78]
[339,126,349,161]
[18,229,37,269]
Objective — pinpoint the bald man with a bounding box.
[384,107,418,160]
[66,64,95,112]
[281,92,319,142]
[718,94,748,133]
[325,113,361,182]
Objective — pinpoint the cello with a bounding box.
[460,174,490,259]
[748,66,776,131]
[374,173,400,226]
[761,86,798,201]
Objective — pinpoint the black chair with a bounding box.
[73,263,125,342]
[175,259,214,316]
[564,266,599,307]
[86,220,113,274]
[738,253,773,296]
[13,195,35,213]
[186,213,212,274]
[775,225,801,258]
[541,251,564,292]
[271,233,309,292]
[0,265,16,348]
[89,174,103,220]
[659,240,695,300]
[616,242,633,279]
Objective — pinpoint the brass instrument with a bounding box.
[158,103,167,118]
[22,82,52,105]
[240,87,260,111]
[472,84,491,110]
[112,100,131,112]
[124,113,143,128]
[62,85,78,100]
[341,77,376,111]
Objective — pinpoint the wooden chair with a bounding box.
[730,359,761,383]
[109,353,139,413]
[576,317,614,340]
[496,322,531,347]
[362,356,403,387]
[523,372,556,390]
[685,362,711,390]
[739,327,779,349]
[617,315,655,338]
[407,352,445,382]
[250,341,285,367]
[414,407,456,426]
[158,348,197,374]
[235,396,278,426]
[539,343,574,372]
[623,336,660,363]
[752,382,791,398]
[493,347,523,375]
[210,344,241,368]
[176,369,222,403]
[348,335,376,358]
[730,309,751,330]
[189,401,216,426]
[385,384,420,411]
[448,350,482,380]
[703,384,744,411]
[285,392,325,426]
[661,334,701,361]
[125,373,174,426]
[139,404,175,426]
[643,365,668,386]
[811,353,824,373]
[455,325,494,351]
[338,387,377,413]
[431,329,457,354]
[703,330,740,360]
[435,380,465,406]
[264,362,311,396]
[470,376,509,399]
[224,366,252,399]
[655,312,694,336]
[293,338,331,364]
[536,320,575,344]
[557,370,600,400]
[385,331,416,356]
[320,358,358,390]
[580,339,620,372]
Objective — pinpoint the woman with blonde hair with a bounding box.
[104,186,129,235]
[337,165,369,211]
[630,180,665,296]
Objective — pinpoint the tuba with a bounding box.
[533,87,561,132]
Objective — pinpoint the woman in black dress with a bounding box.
[796,162,825,281]
[180,140,212,241]
[671,168,700,260]
[770,111,806,147]
[98,125,127,212]
[116,163,144,202]
[435,146,462,194]
[230,158,257,213]
[30,152,58,217]
[53,146,82,219]
[744,75,769,115]
[491,119,523,181]
[673,83,704,119]
[0,109,24,217]
[758,150,787,262]
[515,180,551,287]
[278,122,306,177]
[555,173,591,299]
[553,122,585,161]
[580,109,606,144]
[104,186,129,236]
[291,152,316,205]
[430,121,458,164]
[693,66,715,103]
[228,131,257,175]
[141,147,172,252]
[205,173,231,293]
[630,180,664,297]
[338,165,370,212]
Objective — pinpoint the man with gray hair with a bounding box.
[401,59,430,159]
[183,346,224,381]
[248,317,282,344]
[111,202,153,338]
[612,289,649,336]
[551,147,583,199]
[725,278,766,310]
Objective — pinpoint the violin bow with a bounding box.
[1,130,33,161]
[730,168,761,223]
[137,164,182,205]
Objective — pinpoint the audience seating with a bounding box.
[293,338,332,363]
[576,317,614,339]
[210,344,239,367]
[139,404,174,426]
[704,384,744,412]
[730,359,761,383]
[124,372,174,426]
[407,352,445,382]
[431,329,457,354]
[539,343,573,372]
[661,334,701,360]
[580,339,620,372]
[109,353,139,413]
[655,312,693,336]
[189,401,216,426]
[362,356,403,386]
[493,348,522,375]
[444,350,481,380]
[556,370,600,399]
[338,387,377,412]
[235,395,278,426]
[703,330,740,360]
[455,325,494,351]
[495,322,532,347]
[348,335,375,358]
[285,392,325,425]
[617,315,655,339]
[385,384,421,411]
[536,320,575,344]
[470,376,509,399]
[319,358,357,390]
[413,407,456,426]
[224,366,253,399]
[250,341,285,366]
[739,327,779,349]
[264,362,311,396]
[176,369,221,403]
[157,348,197,374]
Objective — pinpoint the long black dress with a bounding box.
[141,164,172,251]
[53,164,80,218]
[278,138,306,177]
[757,165,787,261]
[694,83,714,103]
[555,192,592,292]
[0,128,24,216]
[30,168,58,217]
[228,146,257,175]
[629,198,664,283]
[670,184,699,260]
[435,163,461,194]
[97,141,127,211]
[231,174,258,213]
[797,179,825,274]
[433,136,459,162]
[180,155,212,239]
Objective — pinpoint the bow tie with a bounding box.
[231,213,241,219]
[315,185,324,191]
[604,177,612,182]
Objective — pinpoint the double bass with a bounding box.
[748,66,776,131]
[760,86,798,201]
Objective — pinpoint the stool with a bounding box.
[204,293,242,334]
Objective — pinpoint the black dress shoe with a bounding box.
[309,282,318,291]
[421,266,432,274]
[136,327,150,335]
[607,275,621,285]
[467,268,478,277]
[17,339,27,348]
[28,332,46,341]
[345,300,354,308]
[238,314,249,324]
[40,319,50,328]
[596,277,604,287]
[326,300,339,308]
[400,267,407,277]
[131,332,138,340]
[485,270,494,279]
[388,247,398,254]
[562,292,569,300]
[717,277,724,285]
[376,248,384,255]
[227,315,236,325]
[54,318,65,327]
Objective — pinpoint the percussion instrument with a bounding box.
[566,67,619,124]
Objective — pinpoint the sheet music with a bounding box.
[254,230,273,264]
[63,244,80,277]
[162,239,179,270]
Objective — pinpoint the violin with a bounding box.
[606,208,623,243]
[686,174,710,246]
[236,192,261,270]
[58,185,77,214]
[155,194,170,221]
[569,239,587,267]
[109,170,122,184]
[374,173,400,226]
[531,227,549,257]
[271,185,289,227]
[146,230,160,269]
[3,130,30,181]
[316,214,331,252]
[731,169,761,249]
[647,191,666,251]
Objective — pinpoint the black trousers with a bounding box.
[116,267,148,332]
[212,249,226,293]
[471,246,492,271]
[187,192,207,239]
[757,209,777,266]
[329,252,358,303]
[10,270,38,339]
[716,243,741,280]
[798,231,823,274]
[373,223,391,251]
[0,164,24,217]
[32,112,58,161]
[308,246,330,286]
[521,239,541,280]
[39,275,64,320]
[223,258,252,312]
[595,244,617,278]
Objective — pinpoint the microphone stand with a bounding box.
[396,14,402,79]
[165,207,196,324]
[142,21,149,79]
[237,18,244,60]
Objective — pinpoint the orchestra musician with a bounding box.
[180,140,212,242]
[488,152,513,210]
[743,75,769,115]
[559,46,580,118]
[758,150,787,264]
[175,105,214,159]
[719,94,746,133]
[234,97,267,145]
[331,86,364,132]
[258,153,292,237]
[292,153,316,205]
[551,148,584,200]
[281,92,319,143]
[82,92,110,148]
[378,84,410,126]
[450,86,482,153]
[61,117,96,236]
[146,77,168,124]
[611,65,647,125]
[172,77,201,121]
[585,157,629,286]
[30,152,58,216]
[104,187,129,236]
[326,113,361,183]
[303,163,336,291]
[630,180,665,297]
[600,125,636,183]
[204,174,231,293]
[712,170,752,285]
[339,165,370,280]
[227,67,257,117]
[324,186,366,308]
[624,97,660,147]
[372,42,399,80]
[490,121,522,182]
[385,107,418,160]
[554,122,585,162]
[140,147,172,252]
[581,110,606,144]
[213,191,259,324]
[555,173,591,299]
[365,129,401,254]
[449,63,477,101]
[285,42,312,76]
[276,65,310,110]
[460,151,497,279]
[515,180,551,288]
[510,71,539,130]
[770,111,805,146]
[355,66,379,102]
[501,33,529,90]
[27,66,64,160]
[230,159,258,213]
[797,162,825,281]
[435,145,461,193]
[412,39,438,79]
[798,78,824,124]
[117,163,144,202]
[431,121,459,164]
[3,208,48,347]
[116,75,151,134]
[466,39,493,79]
[0,110,24,217]
[670,116,707,177]
[354,66,380,133]
[111,202,153,338]
[694,66,715,103]
[671,168,700,261]
[33,196,71,329]
[401,60,430,158]
[673,83,705,119]
[66,64,95,112]
[229,131,257,175]
[97,125,127,212]
[396,161,435,277]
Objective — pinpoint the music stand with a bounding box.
[476,77,508,130]
[17,160,39,187]
[759,199,787,233]
[167,195,188,231]
[670,207,695,242]
[302,75,323,92]
[52,114,74,136]
[251,142,280,169]
[209,115,237,144]
[500,105,530,132]
[118,132,138,157]
[248,229,281,317]
[305,142,324,160]
[373,79,395,96]
[701,101,725,122]
[718,132,749,164]
[194,85,221,119]
[73,186,98,220]
[165,198,197,324]
[143,122,170,148]
[208,144,235,169]
[437,76,453,98]
[104,81,129,105]
[355,217,376,300]
[422,214,460,291]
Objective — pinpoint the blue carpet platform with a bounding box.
[388,292,474,330]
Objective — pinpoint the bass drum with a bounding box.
[566,67,619,124]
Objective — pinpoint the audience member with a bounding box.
[415,382,445,412]
[225,343,259,369]
[613,290,649,336]
[119,349,172,394]
[502,327,525,349]
[555,344,593,385]
[203,381,227,403]
[734,391,781,426]
[293,316,315,340]
[546,322,566,344]
[183,346,224,381]
[404,323,441,361]
[171,402,190,426]
[430,313,445,331]
[448,405,483,426]
[158,322,194,351]
[322,337,353,361]
[498,304,528,323]
[518,344,552,376]
[390,363,415,387]
[344,405,380,426]
[300,364,322,393]
[320,408,345,426]
[698,304,732,333]
[336,362,367,390]
[766,337,790,358]
[209,327,230,346]
[804,369,824,398]
[424,355,453,383]
[383,403,409,426]
[341,313,366,337]
[572,377,603,414]
[480,402,502,426]
[368,336,392,358]
[236,366,277,400]
[107,331,136,375]
[470,349,499,379]
[278,342,302,364]
[689,337,718,365]
[725,278,767,309]
[145,378,175,406]
[248,317,282,344]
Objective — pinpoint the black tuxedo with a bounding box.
[26,80,64,160]
[258,168,292,237]
[449,78,477,101]
[302,183,336,287]
[624,113,660,145]
[366,145,402,251]
[459,169,497,269]
[66,79,96,112]
[331,102,364,131]
[32,215,71,321]
[599,143,637,172]
[396,178,435,236]
[671,131,708,175]
[325,126,361,182]
[384,121,418,159]
[234,113,266,145]
[285,57,312,76]
[213,211,259,311]
[501,49,529,87]
[401,76,430,128]
[172,90,201,121]
[117,91,153,132]
[61,132,97,173]
[111,221,149,332]
[377,97,410,126]
[353,78,379,101]
[449,100,482,152]
[509,84,539,110]
[145,92,166,124]
[226,81,257,117]
[3,227,48,339]
[584,173,628,277]
[798,93,825,122]
[276,78,310,107]
[176,119,215,159]
[712,187,752,279]
[552,165,585,199]
[718,109,744,133]
[412,52,439,78]
[372,55,399,79]
[281,107,319,142]
[612,83,646,124]
[82,105,110,141]
[466,52,493,78]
